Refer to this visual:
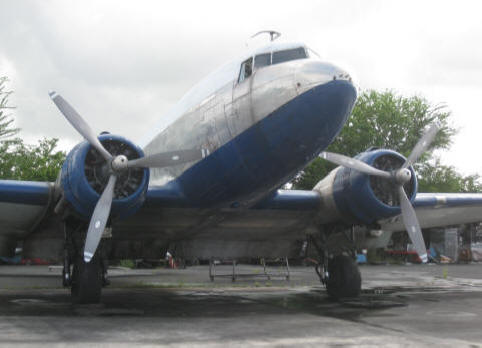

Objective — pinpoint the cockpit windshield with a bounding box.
[254,53,271,68]
[238,46,308,82]
[272,47,307,65]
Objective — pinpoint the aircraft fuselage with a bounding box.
[143,42,357,207]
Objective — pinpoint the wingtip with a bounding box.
[48,91,58,99]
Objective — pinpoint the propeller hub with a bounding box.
[395,168,412,185]
[111,154,129,171]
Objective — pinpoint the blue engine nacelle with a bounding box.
[314,149,417,225]
[60,134,149,219]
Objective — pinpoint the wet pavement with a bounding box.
[1,264,482,347]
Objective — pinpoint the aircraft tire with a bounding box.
[71,253,102,304]
[326,254,361,299]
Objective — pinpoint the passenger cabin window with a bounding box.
[272,47,307,65]
[238,57,253,83]
[254,53,271,69]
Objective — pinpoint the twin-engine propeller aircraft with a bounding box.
[2,32,482,303]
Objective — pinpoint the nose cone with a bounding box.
[282,77,357,157]
[295,60,355,94]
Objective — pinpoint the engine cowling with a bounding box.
[313,149,417,224]
[60,134,149,219]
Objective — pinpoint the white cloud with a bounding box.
[1,0,482,175]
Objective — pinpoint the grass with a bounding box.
[119,259,136,269]
[442,267,448,279]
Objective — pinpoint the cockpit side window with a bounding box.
[254,53,271,69]
[238,57,253,83]
[272,47,307,65]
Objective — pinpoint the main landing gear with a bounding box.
[311,227,361,299]
[71,253,103,304]
[63,220,109,304]
[325,254,361,298]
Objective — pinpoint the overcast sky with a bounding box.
[1,0,482,175]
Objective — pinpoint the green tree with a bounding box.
[0,77,66,182]
[417,158,482,193]
[0,138,65,181]
[0,77,19,140]
[292,90,457,190]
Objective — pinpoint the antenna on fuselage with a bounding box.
[251,30,281,42]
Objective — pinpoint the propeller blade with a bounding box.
[320,152,391,178]
[403,123,439,169]
[127,149,204,168]
[49,91,112,162]
[398,186,428,263]
[84,175,117,263]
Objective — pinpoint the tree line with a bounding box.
[1,75,480,192]
[0,77,65,182]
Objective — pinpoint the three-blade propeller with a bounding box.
[50,91,203,262]
[319,123,439,263]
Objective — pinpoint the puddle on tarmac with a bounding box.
[10,298,69,308]
[3,284,476,319]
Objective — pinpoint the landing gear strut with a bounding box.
[310,226,362,299]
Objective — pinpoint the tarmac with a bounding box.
[1,263,482,347]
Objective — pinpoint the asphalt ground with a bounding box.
[1,263,482,347]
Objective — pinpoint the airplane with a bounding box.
[2,31,482,303]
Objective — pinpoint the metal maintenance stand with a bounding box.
[209,258,290,282]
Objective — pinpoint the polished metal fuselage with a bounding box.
[144,48,349,187]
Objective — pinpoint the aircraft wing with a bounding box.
[0,180,54,239]
[117,188,482,242]
[379,193,482,232]
[3,178,482,259]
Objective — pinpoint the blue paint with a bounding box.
[414,193,482,208]
[143,186,320,211]
[0,180,51,205]
[253,190,321,210]
[61,134,149,219]
[332,149,417,224]
[144,181,189,208]
[176,80,357,207]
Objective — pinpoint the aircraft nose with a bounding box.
[295,60,355,93]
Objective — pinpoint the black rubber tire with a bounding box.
[326,254,361,299]
[71,253,102,304]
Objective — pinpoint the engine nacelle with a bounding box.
[60,134,149,219]
[313,149,417,225]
